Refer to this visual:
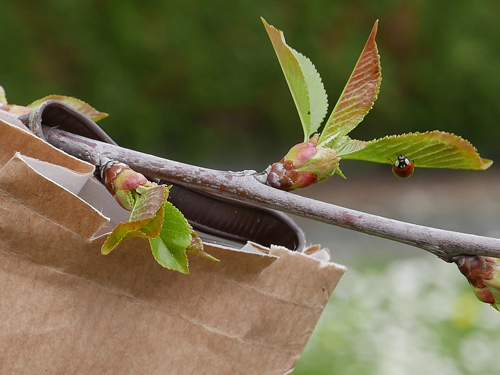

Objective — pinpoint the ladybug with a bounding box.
[392,155,414,179]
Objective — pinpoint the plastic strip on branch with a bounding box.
[42,125,500,262]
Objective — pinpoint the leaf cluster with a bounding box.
[262,18,491,175]
[102,184,218,274]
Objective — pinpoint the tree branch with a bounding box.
[43,125,500,262]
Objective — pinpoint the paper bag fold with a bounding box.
[0,114,346,374]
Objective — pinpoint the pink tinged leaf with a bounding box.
[27,95,108,121]
[129,185,166,222]
[101,186,167,255]
[138,204,165,237]
[318,21,381,149]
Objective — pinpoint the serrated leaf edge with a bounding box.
[318,20,381,149]
[290,48,329,137]
[342,130,492,170]
[27,94,109,121]
[262,17,312,141]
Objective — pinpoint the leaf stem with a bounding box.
[43,125,500,262]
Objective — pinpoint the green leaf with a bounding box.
[335,137,368,156]
[113,188,137,211]
[341,131,493,170]
[149,236,189,274]
[101,185,167,255]
[0,85,7,105]
[101,181,215,273]
[291,50,328,137]
[149,201,193,274]
[101,218,158,255]
[262,18,328,141]
[27,95,108,121]
[318,21,381,149]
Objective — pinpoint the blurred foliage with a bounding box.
[1,0,499,171]
[293,256,500,375]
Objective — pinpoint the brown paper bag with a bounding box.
[0,111,346,375]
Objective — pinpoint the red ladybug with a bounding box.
[392,155,414,179]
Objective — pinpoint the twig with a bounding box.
[43,125,500,262]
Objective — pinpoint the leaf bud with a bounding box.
[454,255,500,310]
[101,161,149,210]
[265,136,340,190]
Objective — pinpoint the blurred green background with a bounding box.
[1,0,499,170]
[2,1,500,374]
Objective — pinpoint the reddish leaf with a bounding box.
[101,185,167,255]
[318,21,381,149]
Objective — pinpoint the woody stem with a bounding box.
[43,125,500,262]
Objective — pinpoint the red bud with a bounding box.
[455,255,500,308]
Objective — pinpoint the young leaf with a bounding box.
[262,18,328,140]
[101,185,167,255]
[27,95,108,121]
[291,50,328,137]
[341,131,492,170]
[129,185,166,222]
[318,21,381,149]
[101,213,163,255]
[334,137,368,156]
[148,201,194,274]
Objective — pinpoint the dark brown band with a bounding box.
[19,101,305,251]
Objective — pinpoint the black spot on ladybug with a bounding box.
[392,155,414,179]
